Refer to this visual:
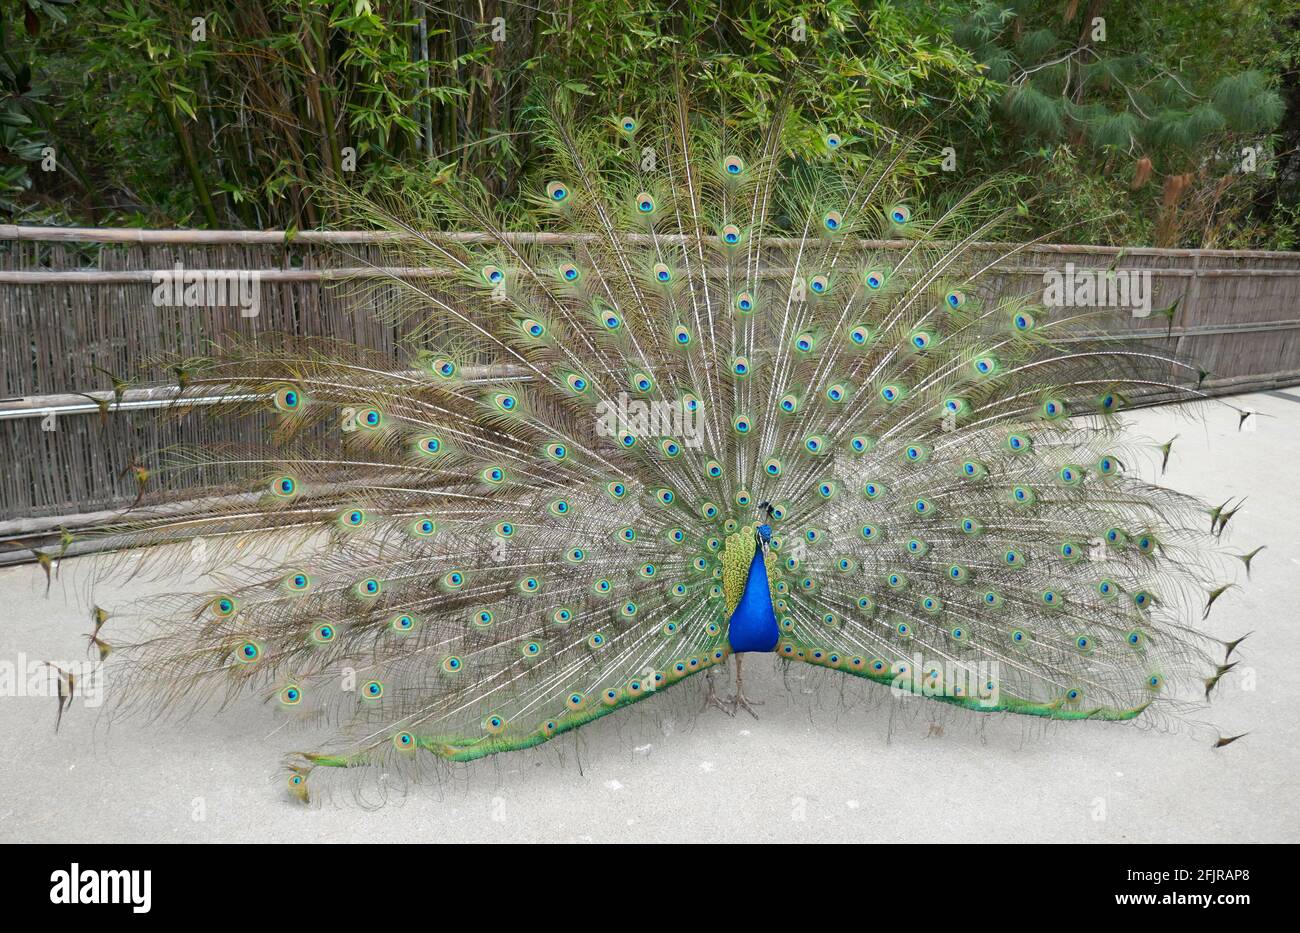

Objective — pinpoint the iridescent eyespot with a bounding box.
[280,685,302,705]
[720,224,742,244]
[392,614,416,633]
[286,572,309,591]
[312,623,335,644]
[273,385,303,412]
[359,408,382,429]
[864,269,886,290]
[945,290,965,310]
[416,436,442,456]
[358,578,381,596]
[236,641,261,663]
[545,443,568,461]
[522,318,546,339]
[565,373,589,394]
[271,476,297,497]
[443,571,465,589]
[1013,311,1036,331]
[607,482,627,500]
[618,116,637,134]
[1041,399,1065,419]
[481,265,504,285]
[733,414,752,434]
[632,372,653,393]
[732,356,750,377]
[340,508,366,528]
[888,204,910,225]
[1010,485,1035,505]
[546,180,569,202]
[823,211,842,232]
[522,641,542,658]
[519,576,540,593]
[824,133,842,149]
[484,715,506,734]
[722,155,744,175]
[635,191,655,213]
[559,263,580,282]
[809,275,829,295]
[393,731,415,750]
[493,392,518,413]
[482,467,505,484]
[735,292,755,313]
[587,633,606,649]
[212,595,237,618]
[442,656,463,674]
[431,358,457,379]
[653,263,672,283]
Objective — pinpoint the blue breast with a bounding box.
[727,546,780,653]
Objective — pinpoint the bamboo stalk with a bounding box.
[3,225,1300,260]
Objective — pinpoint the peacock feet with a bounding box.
[727,692,764,720]
[727,653,762,719]
[701,670,734,716]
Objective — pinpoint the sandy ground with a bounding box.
[1,391,1297,843]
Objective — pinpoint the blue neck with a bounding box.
[726,544,780,653]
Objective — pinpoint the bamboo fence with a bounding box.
[2,225,1299,535]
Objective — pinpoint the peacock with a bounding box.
[76,93,1254,803]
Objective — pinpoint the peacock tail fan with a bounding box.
[81,93,1253,804]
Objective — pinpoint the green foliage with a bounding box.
[4,0,1294,248]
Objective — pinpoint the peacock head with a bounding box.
[756,523,772,543]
